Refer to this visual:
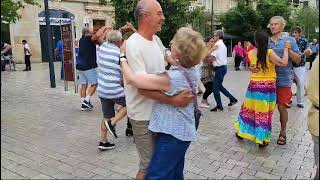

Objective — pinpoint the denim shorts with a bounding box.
[78,68,97,85]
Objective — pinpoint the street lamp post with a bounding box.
[44,0,56,88]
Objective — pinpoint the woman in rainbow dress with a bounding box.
[234,31,291,147]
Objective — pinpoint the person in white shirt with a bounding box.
[22,40,32,71]
[205,30,238,111]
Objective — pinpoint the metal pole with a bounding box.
[44,0,56,88]
[211,0,214,34]
[71,18,78,93]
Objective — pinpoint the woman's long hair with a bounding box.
[254,31,269,73]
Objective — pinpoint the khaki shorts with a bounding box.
[129,119,157,173]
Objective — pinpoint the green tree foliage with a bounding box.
[1,0,39,23]
[186,7,212,38]
[106,0,209,46]
[290,7,319,40]
[221,0,293,40]
[220,1,259,40]
[256,0,292,31]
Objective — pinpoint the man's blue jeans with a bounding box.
[145,133,191,180]
[212,65,235,108]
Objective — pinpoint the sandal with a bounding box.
[235,133,243,140]
[259,141,269,148]
[277,134,287,145]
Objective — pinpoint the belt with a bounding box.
[214,65,226,69]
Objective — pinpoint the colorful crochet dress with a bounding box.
[234,49,276,144]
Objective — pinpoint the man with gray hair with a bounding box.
[96,30,127,150]
[205,29,238,112]
[268,16,301,145]
[120,0,193,179]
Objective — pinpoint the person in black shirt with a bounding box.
[77,26,109,111]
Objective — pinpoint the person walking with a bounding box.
[205,30,238,112]
[97,30,127,150]
[234,31,290,147]
[55,39,64,79]
[22,40,32,71]
[307,55,319,180]
[76,26,108,111]
[308,39,319,70]
[267,16,301,145]
[122,1,193,179]
[233,41,245,71]
[121,27,207,180]
[200,36,215,108]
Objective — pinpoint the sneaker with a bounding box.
[200,99,210,108]
[82,100,93,108]
[98,142,115,150]
[200,102,210,108]
[81,104,92,111]
[210,107,223,112]
[105,120,118,138]
[297,104,304,108]
[228,99,238,106]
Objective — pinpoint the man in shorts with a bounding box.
[77,26,109,111]
[122,0,193,179]
[97,30,127,150]
[268,16,301,145]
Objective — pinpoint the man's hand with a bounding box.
[171,89,193,107]
[120,22,136,33]
[249,65,259,73]
[138,89,193,107]
[304,48,313,57]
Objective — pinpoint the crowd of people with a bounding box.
[1,0,319,179]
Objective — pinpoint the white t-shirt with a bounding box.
[211,40,227,67]
[124,33,166,121]
[23,44,31,55]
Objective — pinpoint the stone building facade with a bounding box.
[9,0,114,63]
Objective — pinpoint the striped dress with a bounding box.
[234,49,276,144]
[96,43,125,99]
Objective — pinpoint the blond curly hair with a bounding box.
[171,27,208,68]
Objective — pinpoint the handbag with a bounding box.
[177,67,202,130]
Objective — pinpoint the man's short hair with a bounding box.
[107,30,122,44]
[82,27,90,36]
[292,26,302,34]
[214,30,224,39]
[267,16,287,28]
[22,40,27,43]
[134,0,148,22]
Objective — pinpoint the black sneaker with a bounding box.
[82,100,93,108]
[105,120,118,138]
[228,99,238,106]
[98,142,115,150]
[210,107,223,112]
[297,104,304,108]
[81,104,92,111]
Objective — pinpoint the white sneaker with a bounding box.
[200,102,210,108]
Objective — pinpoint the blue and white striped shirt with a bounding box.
[96,42,125,99]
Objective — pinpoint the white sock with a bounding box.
[85,95,91,102]
[81,97,85,103]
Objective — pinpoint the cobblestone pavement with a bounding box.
[1,62,317,179]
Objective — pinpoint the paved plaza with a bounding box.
[1,62,317,179]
